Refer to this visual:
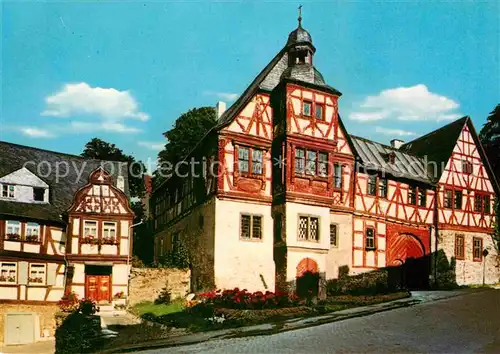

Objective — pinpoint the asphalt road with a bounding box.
[141,289,500,354]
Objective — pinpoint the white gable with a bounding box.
[0,167,49,188]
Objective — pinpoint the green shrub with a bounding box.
[154,285,172,305]
[55,313,102,354]
[157,243,190,269]
[327,268,401,296]
[431,250,458,289]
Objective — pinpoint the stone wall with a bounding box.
[0,303,59,344]
[128,267,190,305]
[439,230,499,285]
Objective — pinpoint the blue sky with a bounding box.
[1,1,499,172]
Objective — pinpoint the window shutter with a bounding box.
[18,261,28,285]
[47,264,58,286]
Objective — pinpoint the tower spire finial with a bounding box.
[298,5,302,27]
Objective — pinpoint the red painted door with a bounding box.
[85,275,111,303]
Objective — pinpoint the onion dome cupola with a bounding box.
[285,7,315,66]
[280,6,340,95]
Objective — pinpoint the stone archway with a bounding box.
[296,258,319,298]
[387,233,429,289]
[387,233,425,266]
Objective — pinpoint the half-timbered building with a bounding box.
[152,18,499,294]
[0,142,134,343]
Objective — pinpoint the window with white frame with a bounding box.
[29,263,46,284]
[1,184,15,199]
[5,220,21,241]
[298,216,319,241]
[0,262,16,283]
[102,222,117,244]
[26,222,41,242]
[83,221,98,241]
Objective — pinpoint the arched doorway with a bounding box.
[296,258,319,298]
[387,233,428,289]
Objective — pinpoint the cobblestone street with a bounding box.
[141,289,500,354]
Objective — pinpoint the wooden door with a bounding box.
[97,275,110,303]
[85,275,111,303]
[85,275,99,301]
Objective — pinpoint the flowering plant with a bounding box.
[103,237,117,245]
[58,291,79,312]
[25,235,40,243]
[29,277,44,283]
[114,291,125,299]
[197,288,299,310]
[0,275,16,283]
[6,233,21,241]
[78,298,97,316]
[82,235,98,244]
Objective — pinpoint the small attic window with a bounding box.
[33,187,45,202]
[382,152,396,164]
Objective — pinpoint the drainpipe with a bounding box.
[433,187,439,288]
[126,220,143,305]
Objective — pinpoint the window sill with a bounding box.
[239,237,263,242]
[4,239,41,244]
[473,258,483,262]
[294,174,329,181]
[365,248,377,251]
[237,172,264,179]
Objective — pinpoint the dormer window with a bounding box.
[33,187,45,202]
[1,184,15,199]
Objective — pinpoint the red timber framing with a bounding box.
[354,174,435,226]
[437,124,496,231]
[218,93,273,204]
[0,219,65,257]
[281,84,355,208]
[66,168,134,259]
[352,218,385,269]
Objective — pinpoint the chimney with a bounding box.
[390,139,404,149]
[216,101,226,119]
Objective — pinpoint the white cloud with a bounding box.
[375,126,416,137]
[349,111,389,122]
[20,127,56,138]
[69,121,141,134]
[203,91,239,102]
[137,141,165,151]
[349,84,461,122]
[41,82,149,121]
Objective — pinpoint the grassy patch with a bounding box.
[132,299,185,317]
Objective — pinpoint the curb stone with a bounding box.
[100,289,489,353]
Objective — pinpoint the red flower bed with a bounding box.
[198,288,299,310]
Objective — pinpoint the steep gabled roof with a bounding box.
[215,48,288,129]
[0,141,130,223]
[350,135,433,185]
[399,116,499,194]
[400,117,467,179]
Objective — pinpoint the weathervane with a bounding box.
[298,5,302,27]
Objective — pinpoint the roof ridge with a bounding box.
[401,116,468,147]
[349,134,402,152]
[0,140,124,164]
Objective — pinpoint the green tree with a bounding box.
[81,138,146,198]
[479,104,500,179]
[155,107,217,185]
